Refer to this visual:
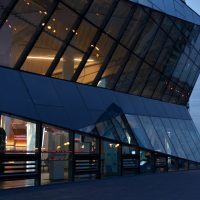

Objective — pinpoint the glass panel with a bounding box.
[101,140,120,176]
[133,18,158,59]
[155,154,167,173]
[162,81,176,102]
[154,38,174,72]
[171,53,188,84]
[169,119,194,161]
[129,63,152,96]
[21,32,62,74]
[77,33,114,84]
[168,157,178,172]
[0,0,49,67]
[179,58,193,84]
[177,120,200,161]
[122,146,139,175]
[140,150,154,173]
[105,1,132,39]
[86,0,114,27]
[139,116,165,153]
[160,16,173,34]
[70,20,97,52]
[111,115,137,145]
[74,133,97,154]
[125,115,153,150]
[120,6,149,49]
[44,3,78,41]
[115,55,142,92]
[178,159,188,170]
[52,46,84,80]
[41,124,71,185]
[151,117,177,156]
[97,45,128,89]
[142,70,161,98]
[0,0,11,16]
[186,65,198,87]
[62,0,89,13]
[161,118,186,159]
[145,29,168,66]
[152,76,168,100]
[0,114,37,153]
[96,120,120,141]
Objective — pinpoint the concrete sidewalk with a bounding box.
[0,171,200,200]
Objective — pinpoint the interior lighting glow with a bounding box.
[27,56,64,61]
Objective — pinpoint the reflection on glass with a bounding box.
[74,133,97,154]
[140,150,153,173]
[125,115,153,150]
[97,45,128,89]
[168,157,177,172]
[101,140,120,176]
[41,124,71,184]
[105,1,132,39]
[86,0,113,27]
[151,117,177,156]
[139,116,165,153]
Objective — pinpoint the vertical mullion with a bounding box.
[0,0,18,29]
[46,0,94,76]
[92,6,137,86]
[14,0,59,70]
[36,122,43,186]
[71,0,120,82]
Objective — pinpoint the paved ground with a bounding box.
[0,171,200,200]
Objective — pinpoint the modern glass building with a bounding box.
[0,0,200,189]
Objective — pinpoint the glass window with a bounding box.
[151,117,177,156]
[111,115,137,145]
[52,46,84,80]
[152,76,168,100]
[0,0,12,17]
[105,1,132,39]
[179,58,193,84]
[142,70,161,98]
[169,86,182,104]
[140,150,154,173]
[0,0,49,67]
[154,38,174,73]
[162,81,176,102]
[86,0,114,27]
[145,29,168,66]
[133,18,158,59]
[21,32,62,74]
[115,55,142,93]
[160,16,173,34]
[41,124,71,184]
[0,114,37,152]
[171,53,188,84]
[97,45,128,89]
[44,3,78,41]
[101,140,120,176]
[161,118,186,159]
[169,119,194,161]
[168,157,178,172]
[120,6,149,49]
[70,20,97,52]
[74,133,97,154]
[139,116,165,153]
[125,115,152,150]
[96,120,120,141]
[62,0,90,13]
[129,63,152,96]
[77,33,114,84]
[177,120,200,161]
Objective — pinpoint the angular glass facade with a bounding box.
[0,0,200,189]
